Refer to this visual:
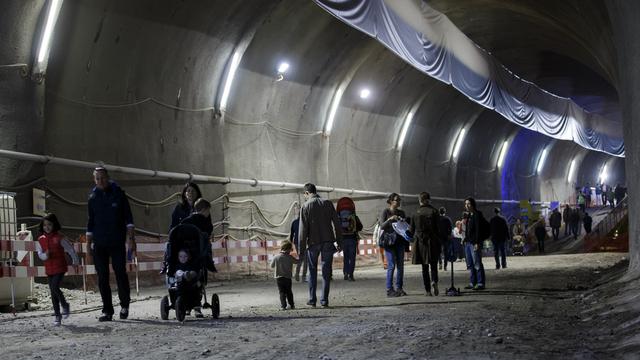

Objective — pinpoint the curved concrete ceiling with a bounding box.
[0,0,627,234]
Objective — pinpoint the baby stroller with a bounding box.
[512,235,526,256]
[160,224,220,322]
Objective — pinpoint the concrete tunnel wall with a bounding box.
[0,0,633,272]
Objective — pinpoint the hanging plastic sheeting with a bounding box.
[314,0,625,157]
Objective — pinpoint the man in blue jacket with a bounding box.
[86,167,135,322]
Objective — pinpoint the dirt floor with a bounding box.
[1,252,638,360]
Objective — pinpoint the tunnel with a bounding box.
[0,0,639,358]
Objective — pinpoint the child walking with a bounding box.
[270,241,298,310]
[36,214,79,326]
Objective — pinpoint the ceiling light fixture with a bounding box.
[452,128,466,159]
[396,111,414,150]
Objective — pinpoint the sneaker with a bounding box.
[425,291,432,296]
[432,282,439,296]
[62,304,70,319]
[348,275,355,281]
[306,300,316,307]
[119,308,129,320]
[98,313,113,322]
[397,289,407,296]
[321,303,329,308]
[386,289,398,297]
[280,306,287,311]
[464,284,474,290]
[344,274,349,280]
[53,316,62,326]
[194,307,204,318]
[473,284,485,290]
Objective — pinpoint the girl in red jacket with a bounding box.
[36,214,79,326]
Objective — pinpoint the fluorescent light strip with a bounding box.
[599,164,608,184]
[219,51,242,111]
[36,0,63,67]
[452,128,466,158]
[324,86,345,135]
[567,159,576,182]
[536,148,548,174]
[497,140,509,168]
[396,111,413,150]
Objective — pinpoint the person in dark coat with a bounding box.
[410,192,441,296]
[614,184,626,206]
[549,208,562,241]
[298,183,343,307]
[162,182,209,274]
[569,207,581,240]
[489,208,509,269]
[463,197,486,290]
[583,212,593,234]
[181,198,214,238]
[86,167,135,322]
[437,207,454,271]
[562,204,571,237]
[534,219,547,254]
[170,182,204,231]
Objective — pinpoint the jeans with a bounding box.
[492,240,507,268]
[276,277,294,308]
[342,237,357,276]
[464,242,485,287]
[93,243,131,315]
[384,243,405,290]
[551,227,560,241]
[307,242,336,305]
[48,273,69,317]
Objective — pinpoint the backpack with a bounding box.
[339,209,358,236]
[478,211,491,241]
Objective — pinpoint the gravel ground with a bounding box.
[0,252,636,360]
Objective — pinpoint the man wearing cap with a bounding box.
[87,167,135,322]
[489,207,509,269]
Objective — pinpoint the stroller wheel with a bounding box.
[211,293,220,319]
[160,296,170,320]
[175,296,186,322]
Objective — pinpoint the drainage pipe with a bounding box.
[0,148,536,204]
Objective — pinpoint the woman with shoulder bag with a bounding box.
[379,193,407,297]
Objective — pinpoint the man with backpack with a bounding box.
[463,197,487,290]
[337,197,363,281]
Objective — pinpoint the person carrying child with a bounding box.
[270,241,298,310]
[36,214,79,326]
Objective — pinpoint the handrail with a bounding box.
[583,196,628,244]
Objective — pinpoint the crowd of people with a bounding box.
[34,169,629,324]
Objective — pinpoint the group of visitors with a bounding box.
[578,182,626,209]
[39,170,545,323]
